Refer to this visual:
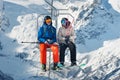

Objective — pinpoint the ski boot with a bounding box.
[52,63,61,70]
[41,64,46,72]
[71,62,77,66]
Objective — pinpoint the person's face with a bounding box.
[45,19,52,25]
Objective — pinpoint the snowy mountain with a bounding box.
[0,0,120,80]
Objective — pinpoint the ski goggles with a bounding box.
[45,19,52,24]
[61,18,70,27]
[61,19,66,26]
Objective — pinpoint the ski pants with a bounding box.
[59,41,76,63]
[39,43,59,64]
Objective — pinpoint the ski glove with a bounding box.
[65,36,70,43]
[47,39,54,44]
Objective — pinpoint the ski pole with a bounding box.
[21,41,39,44]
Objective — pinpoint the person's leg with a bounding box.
[39,43,47,71]
[59,43,67,65]
[50,44,61,70]
[68,42,77,66]
[50,44,59,63]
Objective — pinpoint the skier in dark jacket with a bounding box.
[38,16,60,71]
[58,18,77,66]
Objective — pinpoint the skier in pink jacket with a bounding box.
[58,18,77,66]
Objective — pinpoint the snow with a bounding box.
[109,0,120,13]
[1,0,120,80]
[4,0,45,7]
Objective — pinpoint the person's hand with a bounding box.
[45,41,49,44]
[53,42,58,45]
[61,37,65,40]
[47,39,53,44]
[65,36,70,43]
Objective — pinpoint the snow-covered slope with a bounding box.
[109,0,120,13]
[1,0,120,80]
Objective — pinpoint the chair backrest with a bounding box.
[47,48,51,52]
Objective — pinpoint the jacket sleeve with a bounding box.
[58,27,65,41]
[69,27,76,43]
[38,27,46,43]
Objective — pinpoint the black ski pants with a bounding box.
[59,41,76,63]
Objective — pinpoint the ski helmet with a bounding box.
[61,18,68,26]
[61,18,70,28]
[44,16,52,24]
[44,16,51,20]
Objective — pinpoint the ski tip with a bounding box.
[79,64,86,68]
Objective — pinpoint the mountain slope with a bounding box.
[0,0,120,80]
